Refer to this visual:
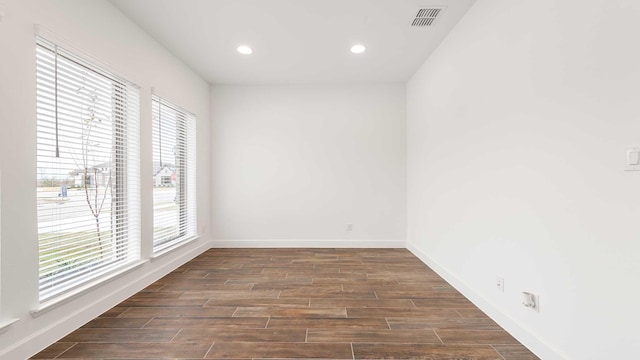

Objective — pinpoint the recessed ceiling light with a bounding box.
[237,45,253,55]
[350,44,366,54]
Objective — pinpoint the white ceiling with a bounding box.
[110,0,476,84]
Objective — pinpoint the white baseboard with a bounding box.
[406,242,567,360]
[1,240,212,360]
[210,239,406,248]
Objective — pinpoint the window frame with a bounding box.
[35,37,141,303]
[151,95,197,253]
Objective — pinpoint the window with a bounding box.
[152,95,196,252]
[36,38,140,302]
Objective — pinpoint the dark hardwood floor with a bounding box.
[32,248,539,359]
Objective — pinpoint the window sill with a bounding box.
[0,318,20,333]
[151,235,200,260]
[31,259,149,317]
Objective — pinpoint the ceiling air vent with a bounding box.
[411,8,444,27]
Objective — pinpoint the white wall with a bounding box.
[0,1,211,358]
[407,0,640,359]
[211,84,406,247]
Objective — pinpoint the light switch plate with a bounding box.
[625,147,640,171]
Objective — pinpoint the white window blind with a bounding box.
[36,38,140,302]
[152,95,197,252]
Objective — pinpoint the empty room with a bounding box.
[0,0,639,359]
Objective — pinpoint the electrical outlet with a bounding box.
[496,276,504,292]
[522,291,539,312]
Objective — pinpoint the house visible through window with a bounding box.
[161,176,172,186]
[36,38,140,302]
[152,95,196,251]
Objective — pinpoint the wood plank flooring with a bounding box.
[32,248,540,360]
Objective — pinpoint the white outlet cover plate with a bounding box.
[522,292,540,312]
[531,293,540,312]
[496,276,504,292]
[625,147,640,171]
